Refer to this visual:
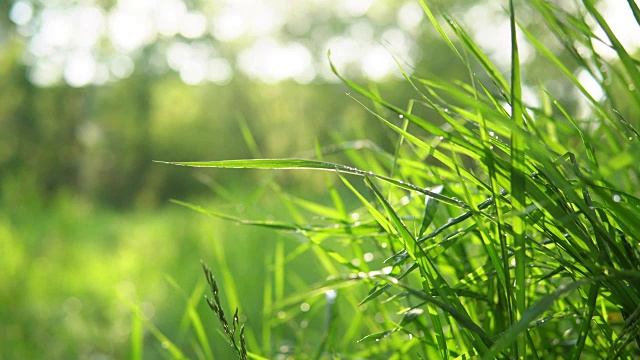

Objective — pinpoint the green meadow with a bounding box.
[2,1,639,359]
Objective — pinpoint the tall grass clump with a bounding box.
[160,1,640,358]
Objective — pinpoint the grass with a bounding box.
[157,0,640,359]
[0,187,302,359]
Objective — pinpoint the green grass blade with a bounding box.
[339,175,395,236]
[418,0,462,60]
[628,0,640,28]
[130,304,143,360]
[570,284,599,360]
[188,306,214,360]
[517,21,616,129]
[583,0,640,104]
[166,277,214,360]
[444,13,509,96]
[509,1,528,357]
[160,159,469,209]
[146,319,188,359]
[483,278,596,359]
[343,94,487,192]
[170,199,378,235]
[391,279,494,351]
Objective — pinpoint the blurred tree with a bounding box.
[1,0,637,208]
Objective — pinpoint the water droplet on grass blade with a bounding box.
[325,289,337,302]
[399,114,404,119]
[613,194,622,202]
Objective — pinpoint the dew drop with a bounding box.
[489,131,495,137]
[439,136,444,140]
[399,114,404,119]
[629,137,634,141]
[629,84,636,91]
[325,289,337,302]
[613,194,622,202]
[444,108,449,113]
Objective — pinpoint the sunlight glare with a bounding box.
[337,0,374,17]
[211,10,246,42]
[29,60,63,87]
[238,38,312,83]
[361,45,397,81]
[397,1,423,31]
[591,1,640,60]
[180,12,207,39]
[154,0,187,37]
[110,55,135,79]
[64,51,97,87]
[207,58,233,85]
[9,1,33,26]
[108,6,156,53]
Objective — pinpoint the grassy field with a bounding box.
[2,0,640,359]
[165,1,640,359]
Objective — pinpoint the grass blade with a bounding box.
[509,1,528,357]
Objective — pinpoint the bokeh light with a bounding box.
[8,0,640,87]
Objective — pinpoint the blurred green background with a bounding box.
[1,0,637,358]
